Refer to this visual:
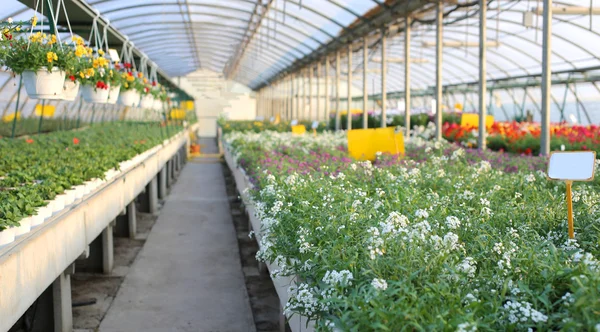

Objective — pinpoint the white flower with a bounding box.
[456,257,477,278]
[456,322,477,332]
[7,17,13,24]
[595,323,600,332]
[480,198,490,207]
[504,300,548,324]
[443,232,460,251]
[525,173,536,183]
[371,278,388,291]
[415,209,429,219]
[322,270,353,287]
[445,216,461,229]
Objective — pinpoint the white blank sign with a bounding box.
[547,151,596,181]
[311,121,319,129]
[290,119,298,126]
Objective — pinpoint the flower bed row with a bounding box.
[219,118,328,134]
[226,130,600,331]
[0,122,183,244]
[443,121,600,155]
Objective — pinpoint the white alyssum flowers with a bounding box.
[504,300,548,324]
[445,216,461,229]
[525,173,536,183]
[371,278,388,291]
[322,270,354,287]
[415,209,429,219]
[456,257,477,278]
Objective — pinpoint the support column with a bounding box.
[77,225,113,274]
[325,55,330,123]
[347,44,353,130]
[295,74,300,120]
[435,1,443,141]
[52,265,74,332]
[300,71,305,120]
[317,61,321,121]
[381,28,387,128]
[139,177,158,214]
[478,0,487,150]
[158,165,167,199]
[405,16,411,139]
[309,66,313,120]
[335,50,341,131]
[115,202,137,239]
[541,0,552,155]
[284,77,289,120]
[363,37,368,129]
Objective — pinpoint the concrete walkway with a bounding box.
[100,160,255,332]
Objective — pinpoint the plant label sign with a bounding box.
[290,119,298,126]
[547,151,596,239]
[311,121,319,129]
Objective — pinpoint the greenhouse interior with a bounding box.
[1,0,600,331]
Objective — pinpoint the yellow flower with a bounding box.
[74,45,85,57]
[48,34,57,45]
[109,69,113,77]
[31,16,38,27]
[86,68,95,77]
[29,32,42,43]
[143,78,148,84]
[46,52,57,63]
[79,72,85,79]
[124,83,129,88]
[98,49,104,56]
[15,27,20,31]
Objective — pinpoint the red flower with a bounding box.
[124,63,132,69]
[69,75,76,82]
[524,148,532,155]
[95,81,108,90]
[73,137,79,145]
[114,63,121,70]
[152,81,157,86]
[144,87,149,93]
[26,138,34,144]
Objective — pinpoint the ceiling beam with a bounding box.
[225,0,274,79]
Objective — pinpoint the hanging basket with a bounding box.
[119,89,141,107]
[61,80,80,101]
[139,94,154,109]
[22,67,66,100]
[81,85,110,104]
[153,98,163,111]
[107,85,121,104]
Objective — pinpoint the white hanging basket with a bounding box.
[107,85,121,104]
[0,227,15,246]
[153,98,163,111]
[139,94,154,109]
[61,80,80,101]
[119,89,141,107]
[22,67,66,100]
[81,84,110,104]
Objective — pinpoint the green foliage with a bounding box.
[0,122,182,229]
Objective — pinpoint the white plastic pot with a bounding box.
[37,205,52,220]
[30,214,44,227]
[119,89,141,107]
[81,85,110,103]
[14,217,32,237]
[139,94,154,109]
[61,80,80,101]
[22,67,66,99]
[0,228,15,246]
[107,85,121,104]
[51,195,65,213]
[153,99,163,111]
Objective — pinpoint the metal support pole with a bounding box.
[317,62,321,121]
[435,1,443,141]
[295,74,300,120]
[478,0,487,150]
[363,37,368,129]
[335,51,341,130]
[381,29,387,128]
[309,66,314,120]
[541,0,552,155]
[10,76,23,138]
[325,56,330,123]
[285,76,290,120]
[347,44,353,130]
[301,70,306,120]
[405,17,411,139]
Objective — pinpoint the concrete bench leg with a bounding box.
[158,166,167,199]
[19,264,74,332]
[166,161,172,188]
[171,157,176,181]
[77,225,113,275]
[138,177,158,214]
[115,203,136,239]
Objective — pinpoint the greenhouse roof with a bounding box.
[3,0,600,96]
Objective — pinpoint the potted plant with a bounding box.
[118,63,143,107]
[139,76,154,109]
[79,52,111,103]
[1,17,72,99]
[106,66,122,104]
[61,36,91,101]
